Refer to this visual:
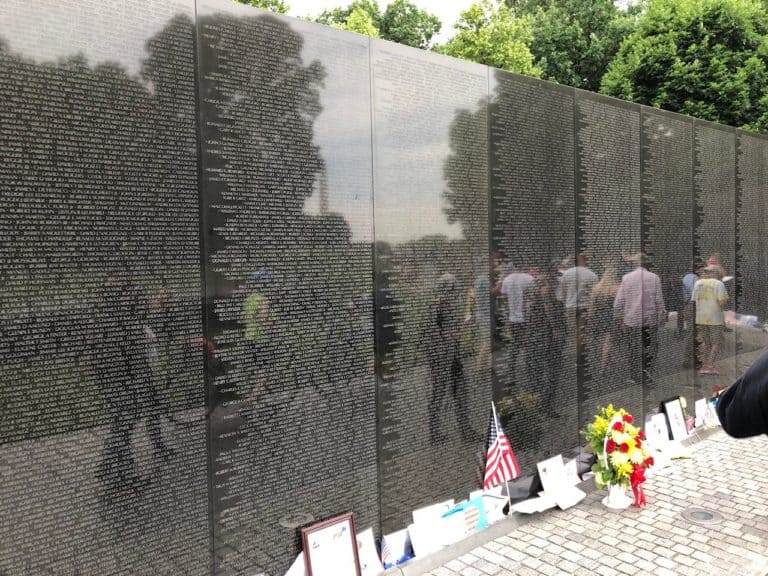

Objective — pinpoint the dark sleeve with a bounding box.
[717,350,768,438]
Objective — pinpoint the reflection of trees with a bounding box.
[198,13,369,404]
[0,15,202,442]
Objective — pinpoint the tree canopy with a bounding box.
[233,0,289,14]
[436,0,541,76]
[315,0,440,48]
[522,0,638,92]
[601,0,768,131]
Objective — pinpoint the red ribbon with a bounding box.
[630,465,647,507]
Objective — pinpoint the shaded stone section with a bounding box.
[372,40,490,532]
[736,131,768,375]
[488,72,578,472]
[575,91,642,426]
[0,1,208,575]
[693,121,737,395]
[640,109,695,413]
[196,2,376,574]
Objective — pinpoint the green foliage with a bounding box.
[233,0,289,14]
[526,0,638,91]
[380,0,441,49]
[316,0,440,48]
[436,0,541,76]
[331,6,380,37]
[601,0,768,132]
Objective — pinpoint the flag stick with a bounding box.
[491,401,513,513]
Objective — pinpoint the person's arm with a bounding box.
[717,350,768,437]
[613,280,625,317]
[656,277,666,318]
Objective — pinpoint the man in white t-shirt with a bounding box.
[556,254,598,367]
[500,265,534,389]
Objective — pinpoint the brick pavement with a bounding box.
[400,429,768,576]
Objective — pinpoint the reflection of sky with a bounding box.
[372,41,487,244]
[295,19,374,243]
[0,0,192,77]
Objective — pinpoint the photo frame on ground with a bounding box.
[301,513,361,576]
[662,397,689,441]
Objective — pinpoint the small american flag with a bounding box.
[380,536,392,567]
[483,403,521,490]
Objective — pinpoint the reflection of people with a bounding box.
[425,273,474,444]
[681,258,705,369]
[613,253,666,381]
[499,264,534,390]
[692,265,728,375]
[589,261,620,375]
[243,268,275,403]
[94,269,150,491]
[557,254,597,369]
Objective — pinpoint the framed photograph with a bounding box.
[662,397,689,441]
[302,513,361,576]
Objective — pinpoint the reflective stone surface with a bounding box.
[2,3,768,575]
[0,1,209,575]
[489,71,578,471]
[371,40,491,532]
[196,1,376,574]
[575,91,643,426]
[640,109,694,412]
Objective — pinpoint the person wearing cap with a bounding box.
[243,268,275,402]
[691,265,729,375]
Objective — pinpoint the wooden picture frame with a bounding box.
[662,397,689,441]
[301,513,361,576]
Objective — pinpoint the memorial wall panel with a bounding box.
[372,40,491,531]
[489,71,578,470]
[693,121,737,394]
[0,1,208,575]
[736,131,768,373]
[640,109,694,413]
[196,2,376,574]
[575,91,642,425]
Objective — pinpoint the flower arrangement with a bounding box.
[582,404,654,507]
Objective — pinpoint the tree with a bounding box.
[601,0,768,132]
[436,0,541,76]
[523,0,638,92]
[380,0,441,49]
[315,0,441,48]
[330,6,380,37]
[233,0,289,13]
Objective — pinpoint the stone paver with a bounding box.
[411,429,768,576]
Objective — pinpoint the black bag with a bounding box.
[717,350,768,438]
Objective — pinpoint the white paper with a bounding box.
[510,493,557,514]
[381,528,409,566]
[694,398,707,427]
[412,499,454,525]
[482,494,507,524]
[563,458,581,485]
[284,553,306,576]
[646,413,671,449]
[705,401,721,427]
[536,455,586,510]
[356,528,384,576]
[407,522,445,557]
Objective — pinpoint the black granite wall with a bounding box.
[1,2,767,575]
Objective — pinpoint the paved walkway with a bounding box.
[404,428,768,576]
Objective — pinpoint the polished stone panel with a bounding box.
[640,108,694,412]
[693,120,737,395]
[372,40,490,531]
[196,2,376,574]
[489,71,578,472]
[736,131,768,374]
[0,1,208,575]
[575,91,642,425]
